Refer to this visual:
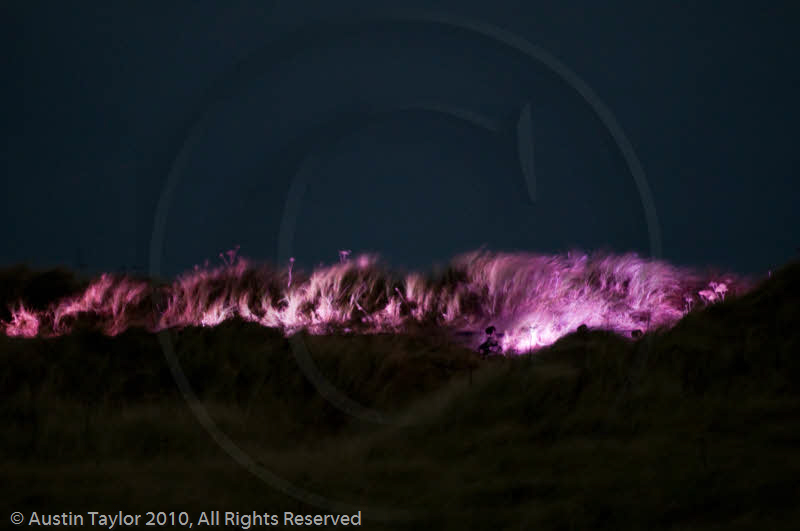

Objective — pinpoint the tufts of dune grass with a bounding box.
[1,262,799,529]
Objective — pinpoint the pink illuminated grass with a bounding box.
[1,250,750,352]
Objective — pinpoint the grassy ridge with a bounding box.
[1,263,799,529]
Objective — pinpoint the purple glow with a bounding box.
[5,303,40,338]
[1,250,751,352]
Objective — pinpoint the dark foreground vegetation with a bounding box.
[1,262,799,529]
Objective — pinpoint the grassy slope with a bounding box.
[1,263,799,529]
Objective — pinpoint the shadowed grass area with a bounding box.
[0,266,88,322]
[1,262,798,529]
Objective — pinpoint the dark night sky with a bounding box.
[2,1,798,277]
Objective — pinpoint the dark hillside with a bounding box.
[1,262,798,529]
